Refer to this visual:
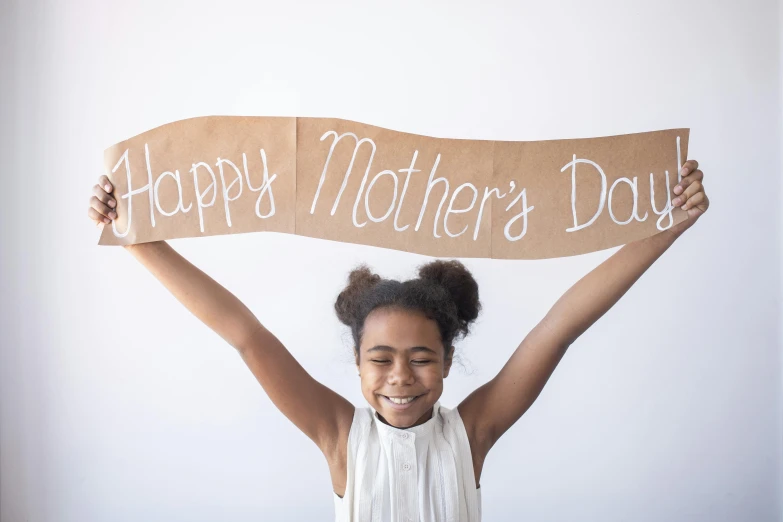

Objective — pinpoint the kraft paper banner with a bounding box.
[99,116,689,259]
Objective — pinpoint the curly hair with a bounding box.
[334,260,481,357]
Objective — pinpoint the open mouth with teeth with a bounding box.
[380,394,424,408]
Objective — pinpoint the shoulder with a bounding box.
[348,405,374,440]
[436,403,473,446]
[329,405,374,458]
[436,403,461,428]
[324,406,375,469]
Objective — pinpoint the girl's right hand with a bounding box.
[88,175,118,226]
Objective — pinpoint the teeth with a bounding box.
[387,396,417,405]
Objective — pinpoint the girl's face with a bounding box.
[356,307,452,428]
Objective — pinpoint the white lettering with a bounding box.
[190,162,217,233]
[243,149,277,219]
[393,150,420,232]
[444,183,478,238]
[110,148,154,239]
[364,170,398,223]
[608,176,648,225]
[414,154,449,238]
[503,188,535,241]
[310,131,376,229]
[561,155,607,233]
[473,182,513,241]
[153,169,192,217]
[650,171,674,230]
[216,158,244,227]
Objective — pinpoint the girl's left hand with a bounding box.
[670,159,709,236]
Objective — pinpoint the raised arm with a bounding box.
[459,160,710,459]
[89,176,354,458]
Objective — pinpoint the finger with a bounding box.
[88,207,111,225]
[680,159,699,177]
[672,180,702,208]
[90,195,117,220]
[682,191,705,212]
[99,175,113,193]
[93,184,117,208]
[673,169,704,195]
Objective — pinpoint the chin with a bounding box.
[374,393,431,425]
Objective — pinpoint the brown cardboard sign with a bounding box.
[99,116,688,259]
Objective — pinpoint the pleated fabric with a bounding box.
[333,402,482,522]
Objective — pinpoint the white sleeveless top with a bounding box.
[333,401,482,522]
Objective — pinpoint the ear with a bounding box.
[443,345,454,378]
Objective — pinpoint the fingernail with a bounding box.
[105,184,112,191]
[673,186,682,194]
[108,199,116,208]
[109,212,117,219]
[681,205,688,210]
[103,218,110,224]
[672,198,680,206]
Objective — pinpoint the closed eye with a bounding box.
[412,360,432,365]
[371,359,391,364]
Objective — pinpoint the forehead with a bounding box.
[360,307,442,351]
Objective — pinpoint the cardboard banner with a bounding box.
[99,116,688,259]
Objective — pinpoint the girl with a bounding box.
[87,161,709,521]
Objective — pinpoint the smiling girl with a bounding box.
[87,160,709,521]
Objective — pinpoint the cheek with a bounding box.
[360,367,385,387]
[416,365,445,385]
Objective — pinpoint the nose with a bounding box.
[387,360,415,386]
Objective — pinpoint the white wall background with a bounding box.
[1,0,780,520]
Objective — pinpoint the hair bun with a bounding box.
[334,265,382,327]
[418,260,481,336]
